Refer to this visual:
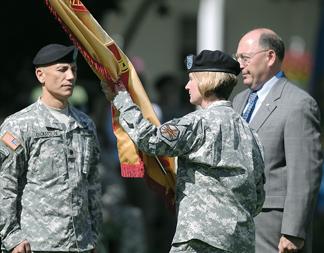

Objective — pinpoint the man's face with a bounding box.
[36,63,77,103]
[235,33,270,90]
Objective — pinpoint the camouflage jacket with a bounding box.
[0,100,102,252]
[113,91,265,253]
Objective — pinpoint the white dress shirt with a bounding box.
[243,75,279,121]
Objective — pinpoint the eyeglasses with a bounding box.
[233,49,269,65]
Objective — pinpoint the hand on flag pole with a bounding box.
[100,79,126,101]
[101,78,169,177]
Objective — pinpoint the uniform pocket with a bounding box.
[30,135,66,181]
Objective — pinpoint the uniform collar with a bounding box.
[36,99,89,131]
[207,100,232,109]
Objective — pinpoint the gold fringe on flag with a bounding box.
[45,0,176,207]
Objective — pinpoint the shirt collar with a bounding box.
[254,71,284,100]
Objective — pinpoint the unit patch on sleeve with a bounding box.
[159,124,180,142]
[1,131,21,151]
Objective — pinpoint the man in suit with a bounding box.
[232,28,323,253]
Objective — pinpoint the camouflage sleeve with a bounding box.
[87,124,103,244]
[251,132,265,216]
[0,127,28,250]
[113,91,205,157]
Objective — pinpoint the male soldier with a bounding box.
[0,44,102,253]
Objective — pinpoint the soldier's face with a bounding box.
[185,73,202,106]
[36,63,77,103]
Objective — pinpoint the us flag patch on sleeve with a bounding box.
[1,131,21,151]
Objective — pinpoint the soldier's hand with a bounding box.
[100,80,115,101]
[100,79,126,101]
[12,240,31,253]
[278,235,304,253]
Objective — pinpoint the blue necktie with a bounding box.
[242,91,258,123]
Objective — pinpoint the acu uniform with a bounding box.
[112,90,265,253]
[0,100,102,252]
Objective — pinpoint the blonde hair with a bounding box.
[191,71,238,99]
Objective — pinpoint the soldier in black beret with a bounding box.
[101,49,265,253]
[32,43,79,109]
[0,43,102,253]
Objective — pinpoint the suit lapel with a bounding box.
[250,78,287,131]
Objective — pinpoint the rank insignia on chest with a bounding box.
[1,131,21,151]
[160,124,180,141]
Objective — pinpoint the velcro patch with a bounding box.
[159,124,180,142]
[1,131,21,151]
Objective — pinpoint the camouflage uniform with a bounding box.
[0,100,102,252]
[170,239,227,252]
[113,91,265,253]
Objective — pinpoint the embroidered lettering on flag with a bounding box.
[160,124,180,141]
[1,131,21,151]
[71,0,87,12]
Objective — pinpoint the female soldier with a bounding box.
[105,50,265,253]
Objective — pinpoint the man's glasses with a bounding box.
[233,49,269,65]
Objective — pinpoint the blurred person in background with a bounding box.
[0,43,102,253]
[154,74,189,123]
[102,49,265,253]
[233,28,323,253]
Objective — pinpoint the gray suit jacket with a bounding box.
[233,77,323,240]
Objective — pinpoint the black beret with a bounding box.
[185,50,241,76]
[33,44,77,66]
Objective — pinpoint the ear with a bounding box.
[35,68,45,84]
[267,50,277,66]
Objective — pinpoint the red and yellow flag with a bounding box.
[44,0,176,206]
